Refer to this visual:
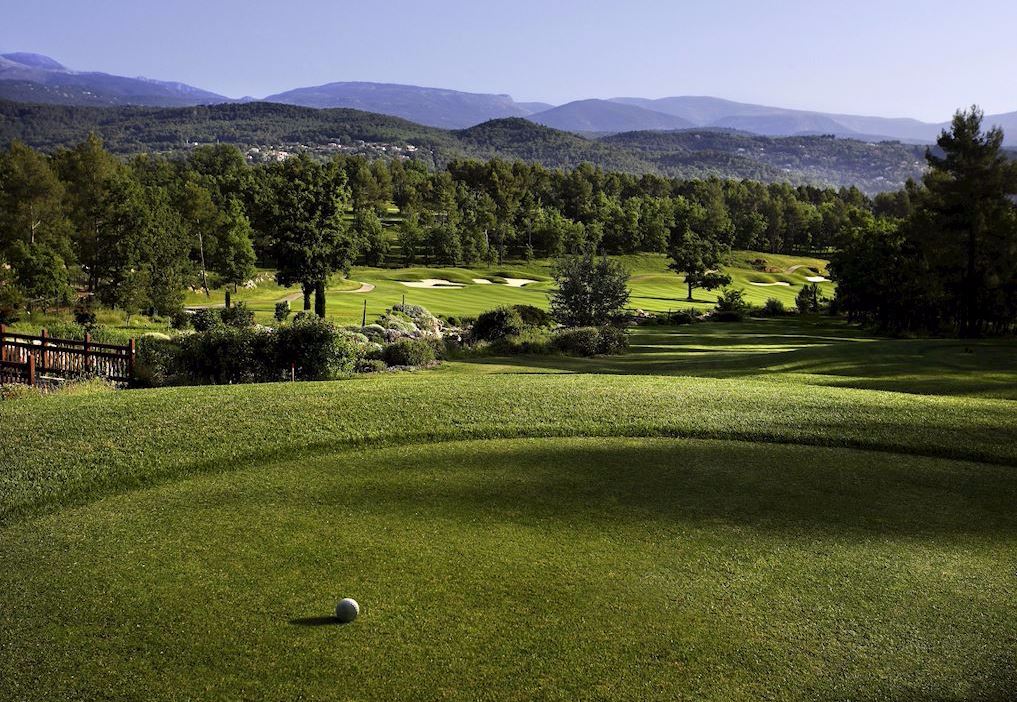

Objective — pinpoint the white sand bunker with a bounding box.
[472,278,494,285]
[805,275,829,283]
[749,281,791,287]
[400,278,464,289]
[501,278,538,287]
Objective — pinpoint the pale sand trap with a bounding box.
[805,276,829,283]
[472,278,494,285]
[749,281,792,287]
[400,279,464,289]
[785,264,806,273]
[501,278,538,287]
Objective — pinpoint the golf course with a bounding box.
[3,305,1016,700]
[180,251,835,326]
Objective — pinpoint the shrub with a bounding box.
[472,306,525,342]
[670,309,699,325]
[714,288,749,322]
[176,326,276,384]
[383,338,436,367]
[191,308,221,332]
[595,325,629,355]
[0,280,24,324]
[274,300,291,323]
[220,301,255,329]
[170,309,193,330]
[358,358,388,374]
[512,304,552,328]
[133,334,182,388]
[552,327,601,356]
[275,315,360,380]
[442,314,474,328]
[491,327,553,355]
[762,298,787,316]
[73,305,97,327]
[378,314,418,336]
[392,303,441,335]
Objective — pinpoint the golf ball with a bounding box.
[335,598,360,623]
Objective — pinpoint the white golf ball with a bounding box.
[335,598,360,623]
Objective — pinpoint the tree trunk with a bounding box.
[687,280,693,301]
[302,284,312,311]
[314,281,326,318]
[197,230,210,297]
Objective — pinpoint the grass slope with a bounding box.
[3,437,1014,700]
[2,319,1016,700]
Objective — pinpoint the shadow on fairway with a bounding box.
[459,319,1017,399]
[289,616,343,627]
[333,439,1017,539]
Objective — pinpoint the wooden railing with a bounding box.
[0,324,135,386]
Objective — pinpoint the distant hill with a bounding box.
[263,81,538,129]
[453,117,654,171]
[527,99,694,134]
[0,100,936,193]
[601,130,929,192]
[0,53,231,107]
[609,95,944,142]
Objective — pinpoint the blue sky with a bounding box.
[2,0,1014,121]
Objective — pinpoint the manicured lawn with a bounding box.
[2,315,1015,700]
[9,251,837,332]
[2,438,1015,700]
[461,319,1017,399]
[320,252,834,325]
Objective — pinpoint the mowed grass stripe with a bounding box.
[2,372,1015,525]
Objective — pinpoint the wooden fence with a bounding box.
[0,324,135,386]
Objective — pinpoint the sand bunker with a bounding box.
[749,281,792,287]
[400,279,465,289]
[501,278,538,287]
[472,278,494,285]
[805,276,829,283]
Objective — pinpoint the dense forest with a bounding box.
[1,107,1014,335]
[0,100,936,193]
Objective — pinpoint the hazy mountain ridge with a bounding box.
[263,81,544,128]
[0,52,230,107]
[0,100,936,193]
[1,51,1015,143]
[527,99,694,133]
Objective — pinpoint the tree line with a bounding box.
[832,108,1017,336]
[0,135,878,319]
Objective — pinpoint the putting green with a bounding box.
[2,437,1015,701]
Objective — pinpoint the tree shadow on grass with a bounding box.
[460,320,1017,398]
[330,440,1017,539]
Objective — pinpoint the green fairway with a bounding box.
[2,318,1016,700]
[173,251,834,326]
[2,438,1015,701]
[320,252,834,325]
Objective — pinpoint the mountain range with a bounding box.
[2,51,1016,144]
[0,100,934,194]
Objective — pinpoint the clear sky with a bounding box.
[2,0,1015,121]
